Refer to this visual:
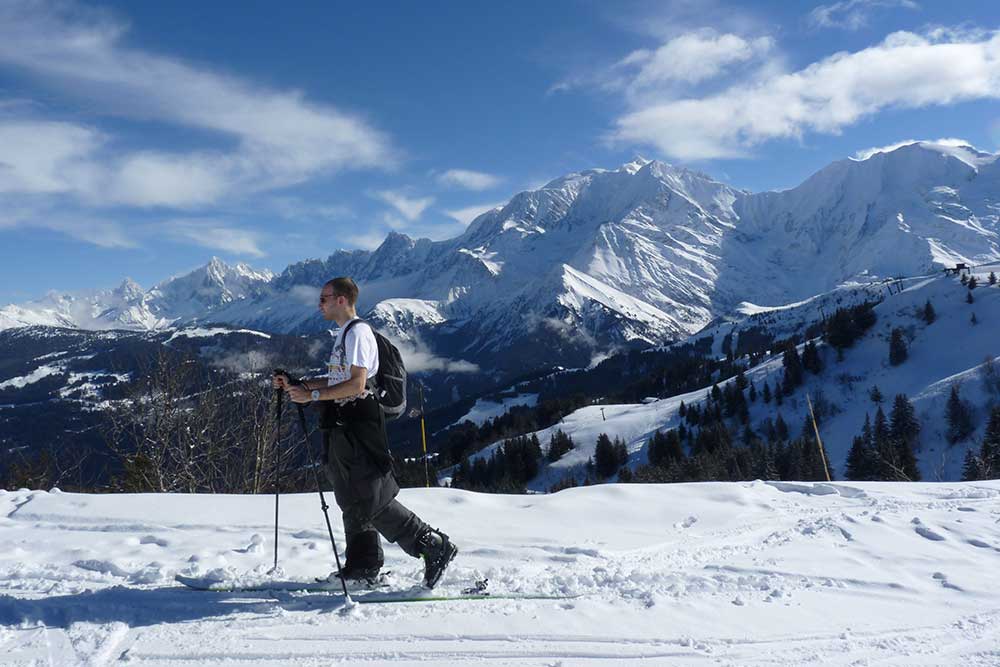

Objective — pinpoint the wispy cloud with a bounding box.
[611,31,774,97]
[444,202,505,226]
[0,0,393,220]
[437,169,503,191]
[808,0,919,31]
[372,190,434,221]
[852,137,972,160]
[612,29,1000,160]
[164,219,266,257]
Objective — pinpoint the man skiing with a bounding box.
[273,276,457,588]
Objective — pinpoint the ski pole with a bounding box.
[418,384,429,488]
[295,402,349,599]
[272,385,283,572]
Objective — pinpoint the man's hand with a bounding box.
[287,384,313,404]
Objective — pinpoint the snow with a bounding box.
[0,364,62,390]
[2,482,999,664]
[164,327,272,343]
[454,393,539,427]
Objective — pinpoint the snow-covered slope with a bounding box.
[488,266,1000,486]
[2,482,998,664]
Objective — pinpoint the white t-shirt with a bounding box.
[327,319,379,404]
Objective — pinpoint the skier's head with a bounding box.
[319,276,359,323]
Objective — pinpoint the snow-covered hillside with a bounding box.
[2,482,999,665]
[481,266,1000,487]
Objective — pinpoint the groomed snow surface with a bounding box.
[2,482,999,665]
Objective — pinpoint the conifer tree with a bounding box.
[782,344,804,394]
[922,299,936,324]
[966,291,974,304]
[968,275,978,290]
[980,406,1000,478]
[989,271,997,286]
[736,369,748,390]
[594,433,619,478]
[961,449,982,481]
[547,429,575,462]
[846,436,872,481]
[775,413,789,441]
[946,385,974,443]
[869,385,883,405]
[762,381,772,404]
[802,340,823,374]
[872,406,896,480]
[889,394,921,480]
[961,273,969,286]
[888,327,908,366]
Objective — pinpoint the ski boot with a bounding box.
[320,565,386,590]
[418,528,458,589]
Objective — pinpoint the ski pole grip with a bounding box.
[273,368,302,386]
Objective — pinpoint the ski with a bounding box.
[174,574,576,603]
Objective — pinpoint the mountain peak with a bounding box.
[852,139,998,170]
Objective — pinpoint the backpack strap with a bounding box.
[339,318,377,391]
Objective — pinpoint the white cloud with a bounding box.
[437,169,503,190]
[164,219,265,257]
[613,29,1000,160]
[852,137,972,160]
[0,119,103,194]
[444,202,505,226]
[387,333,479,374]
[0,0,393,208]
[809,0,919,31]
[373,190,434,221]
[615,31,774,92]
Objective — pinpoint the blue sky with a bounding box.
[3,0,1000,303]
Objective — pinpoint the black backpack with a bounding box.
[340,319,407,420]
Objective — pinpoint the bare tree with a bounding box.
[103,350,313,494]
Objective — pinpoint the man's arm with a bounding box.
[287,366,367,403]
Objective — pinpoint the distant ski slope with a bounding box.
[480,265,1000,486]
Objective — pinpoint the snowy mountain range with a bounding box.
[0,258,273,332]
[3,140,999,375]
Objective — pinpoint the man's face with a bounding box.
[318,288,347,321]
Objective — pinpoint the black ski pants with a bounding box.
[321,395,428,568]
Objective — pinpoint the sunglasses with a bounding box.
[319,293,340,304]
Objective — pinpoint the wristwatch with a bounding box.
[311,389,321,401]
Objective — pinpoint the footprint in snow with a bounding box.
[911,517,946,542]
[966,539,994,550]
[234,533,265,554]
[932,572,963,592]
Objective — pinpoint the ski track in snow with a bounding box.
[2,482,1000,665]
